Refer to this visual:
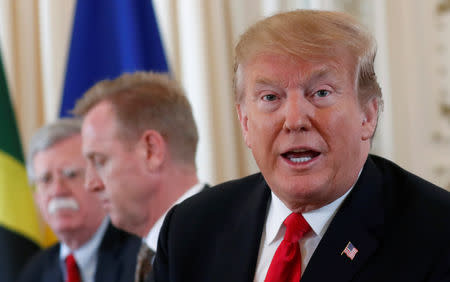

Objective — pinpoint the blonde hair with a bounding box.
[73,72,198,164]
[234,10,383,111]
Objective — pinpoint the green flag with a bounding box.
[0,51,43,281]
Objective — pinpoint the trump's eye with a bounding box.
[262,94,277,101]
[315,89,330,98]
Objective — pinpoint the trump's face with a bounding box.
[237,52,377,212]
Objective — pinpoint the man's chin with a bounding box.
[51,221,80,234]
[110,213,126,229]
[271,175,332,204]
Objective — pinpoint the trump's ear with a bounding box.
[138,130,166,171]
[361,98,379,141]
[236,103,251,148]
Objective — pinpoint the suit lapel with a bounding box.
[302,157,385,282]
[212,174,271,282]
[97,223,141,282]
[95,223,124,281]
[42,245,64,282]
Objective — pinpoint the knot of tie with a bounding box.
[283,213,311,243]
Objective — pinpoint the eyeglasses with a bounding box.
[34,167,85,191]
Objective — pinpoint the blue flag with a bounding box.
[60,0,169,117]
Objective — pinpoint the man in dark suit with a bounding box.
[18,119,140,282]
[151,10,450,282]
[72,72,207,281]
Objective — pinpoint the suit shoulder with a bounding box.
[371,155,450,200]
[17,243,60,282]
[371,155,450,223]
[100,223,141,254]
[177,173,265,210]
[163,173,268,232]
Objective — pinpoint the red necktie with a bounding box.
[265,213,311,282]
[65,254,81,282]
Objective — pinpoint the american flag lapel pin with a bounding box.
[341,241,358,260]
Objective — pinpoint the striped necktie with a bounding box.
[134,242,155,282]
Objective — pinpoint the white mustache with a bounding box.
[48,197,79,214]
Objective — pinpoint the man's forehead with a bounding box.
[82,102,120,139]
[81,120,127,158]
[253,65,340,83]
[247,56,345,85]
[34,140,85,171]
[83,100,115,125]
[38,134,82,155]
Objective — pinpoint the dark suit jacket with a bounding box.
[18,223,141,282]
[152,155,450,282]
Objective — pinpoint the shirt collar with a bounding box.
[264,182,355,246]
[145,182,206,250]
[60,217,109,271]
[303,187,352,237]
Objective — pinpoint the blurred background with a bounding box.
[0,0,449,189]
[0,0,449,280]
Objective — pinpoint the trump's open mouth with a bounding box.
[281,149,321,163]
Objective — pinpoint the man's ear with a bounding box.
[236,103,251,148]
[361,98,379,141]
[138,130,166,171]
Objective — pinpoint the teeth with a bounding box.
[48,197,79,214]
[289,156,312,163]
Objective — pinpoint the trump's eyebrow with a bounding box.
[303,66,339,83]
[254,77,282,87]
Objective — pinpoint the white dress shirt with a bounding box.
[145,183,206,252]
[253,188,353,282]
[60,217,109,282]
